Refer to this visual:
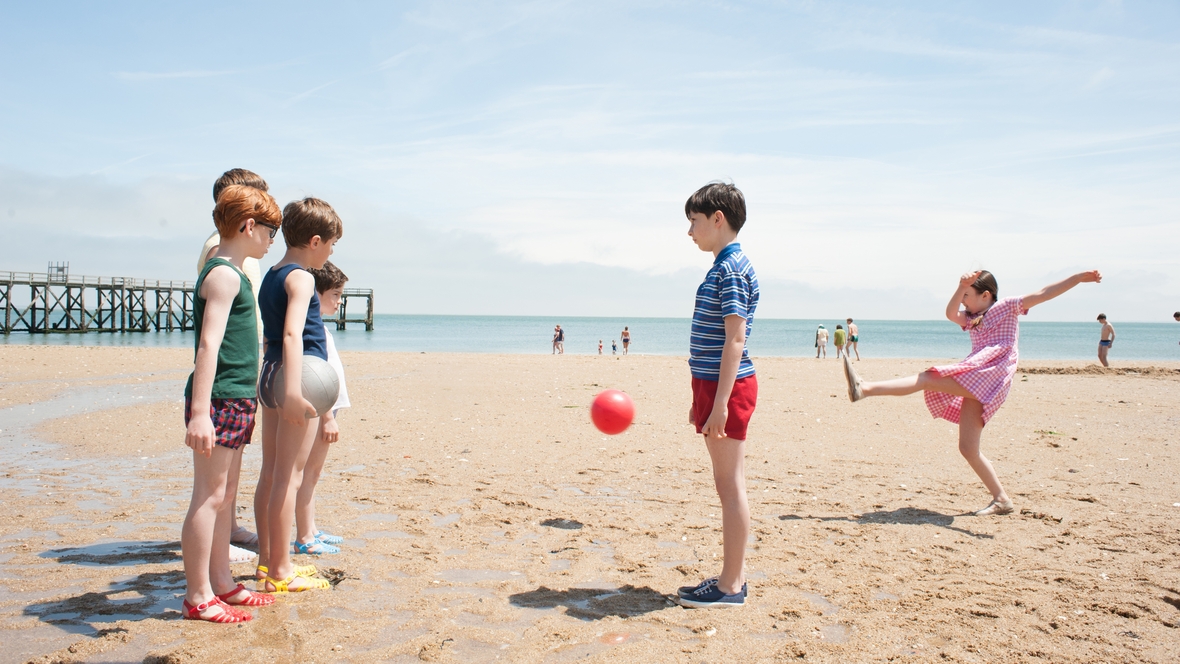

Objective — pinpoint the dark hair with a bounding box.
[1174,312,1179,318]
[1097,313,1107,321]
[213,168,268,202]
[281,197,343,248]
[846,318,853,322]
[212,185,281,238]
[836,324,843,330]
[685,182,746,232]
[970,270,999,303]
[307,260,348,293]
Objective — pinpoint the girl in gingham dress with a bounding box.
[842,269,1102,516]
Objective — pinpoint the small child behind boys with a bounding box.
[180,184,281,621]
[677,182,759,609]
[292,261,351,554]
[253,197,342,593]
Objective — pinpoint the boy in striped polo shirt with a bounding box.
[677,182,760,609]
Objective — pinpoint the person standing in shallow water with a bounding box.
[815,325,827,358]
[552,325,564,354]
[842,269,1101,516]
[621,326,631,354]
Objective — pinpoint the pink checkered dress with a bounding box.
[925,297,1027,426]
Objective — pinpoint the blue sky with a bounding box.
[1,1,1177,320]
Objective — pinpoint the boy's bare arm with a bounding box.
[1022,270,1102,310]
[186,266,238,457]
[702,314,746,438]
[281,270,318,423]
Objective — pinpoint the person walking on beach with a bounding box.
[833,325,846,359]
[621,326,631,355]
[842,269,1101,516]
[1097,314,1115,367]
[552,325,565,354]
[815,325,828,358]
[678,182,759,609]
[846,318,860,360]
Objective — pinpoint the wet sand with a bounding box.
[2,346,1179,663]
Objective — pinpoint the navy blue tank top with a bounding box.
[259,263,328,362]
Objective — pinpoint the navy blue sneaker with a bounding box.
[677,578,748,599]
[677,582,747,608]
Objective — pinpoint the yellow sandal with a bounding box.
[264,571,330,594]
[256,564,320,591]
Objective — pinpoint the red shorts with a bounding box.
[184,397,257,450]
[691,375,758,440]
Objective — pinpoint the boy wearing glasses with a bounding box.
[181,184,282,622]
[197,168,274,558]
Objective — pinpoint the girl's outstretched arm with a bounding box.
[1022,270,1102,310]
[945,271,979,327]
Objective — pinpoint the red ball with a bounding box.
[590,389,635,435]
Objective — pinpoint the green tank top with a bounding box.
[185,258,260,399]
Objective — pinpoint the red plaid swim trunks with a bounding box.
[184,397,257,450]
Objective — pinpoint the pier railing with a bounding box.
[1,271,375,333]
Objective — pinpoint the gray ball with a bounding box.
[274,355,340,417]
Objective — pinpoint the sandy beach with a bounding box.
[1,346,1179,663]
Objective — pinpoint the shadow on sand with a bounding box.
[509,584,668,620]
[779,506,994,539]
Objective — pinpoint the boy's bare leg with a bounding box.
[265,414,319,588]
[704,433,747,595]
[860,371,975,400]
[957,398,1008,502]
[1098,345,1109,367]
[253,407,279,575]
[182,446,234,610]
[209,448,245,593]
[852,342,859,361]
[295,433,330,543]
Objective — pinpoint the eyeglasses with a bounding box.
[240,220,281,239]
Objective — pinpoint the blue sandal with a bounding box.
[292,540,340,555]
[314,531,344,545]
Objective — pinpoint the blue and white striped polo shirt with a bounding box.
[689,242,759,381]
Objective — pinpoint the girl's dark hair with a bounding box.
[685,182,746,232]
[971,270,999,302]
[307,260,349,293]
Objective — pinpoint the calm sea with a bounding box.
[4,315,1179,362]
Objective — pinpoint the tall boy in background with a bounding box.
[678,182,759,609]
[254,198,342,593]
[293,261,351,554]
[197,168,269,556]
[180,185,281,621]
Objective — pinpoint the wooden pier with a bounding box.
[1,266,375,334]
[325,288,376,331]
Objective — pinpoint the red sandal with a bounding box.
[217,583,276,607]
[182,597,252,623]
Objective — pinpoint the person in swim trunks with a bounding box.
[846,318,860,361]
[1097,313,1115,367]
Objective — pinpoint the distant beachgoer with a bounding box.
[1174,312,1179,344]
[1097,314,1115,367]
[611,340,617,355]
[846,318,860,361]
[621,326,631,355]
[842,269,1101,516]
[833,325,846,358]
[598,339,603,355]
[552,325,565,354]
[815,325,828,358]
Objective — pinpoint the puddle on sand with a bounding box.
[361,530,414,539]
[40,541,181,567]
[436,569,521,584]
[820,624,850,643]
[432,513,460,527]
[547,559,571,571]
[800,591,840,615]
[353,512,399,523]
